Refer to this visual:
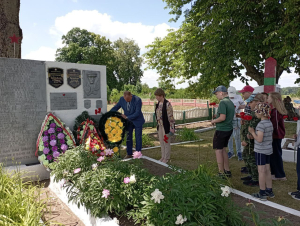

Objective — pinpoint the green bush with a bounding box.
[51,146,158,217]
[177,127,199,141]
[128,165,243,226]
[0,164,46,225]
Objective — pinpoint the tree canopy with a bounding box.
[55,27,143,90]
[144,0,300,97]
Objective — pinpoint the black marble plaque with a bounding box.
[48,67,64,88]
[50,93,77,110]
[67,68,81,88]
[0,58,47,166]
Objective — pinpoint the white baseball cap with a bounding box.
[228,86,236,98]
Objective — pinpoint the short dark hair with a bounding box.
[123,91,132,96]
[261,92,268,96]
[154,88,165,97]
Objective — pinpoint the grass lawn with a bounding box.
[120,122,300,212]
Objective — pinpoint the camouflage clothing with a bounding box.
[241,111,260,181]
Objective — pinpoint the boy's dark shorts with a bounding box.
[213,130,233,150]
[255,152,271,165]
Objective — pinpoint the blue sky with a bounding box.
[20,0,299,89]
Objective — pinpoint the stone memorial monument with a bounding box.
[0,58,107,167]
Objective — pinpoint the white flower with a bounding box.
[175,214,187,225]
[129,175,136,184]
[151,189,164,203]
[221,186,231,197]
[92,163,98,170]
[113,217,119,225]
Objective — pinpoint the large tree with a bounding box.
[145,0,300,97]
[113,38,143,89]
[0,0,22,58]
[56,28,143,90]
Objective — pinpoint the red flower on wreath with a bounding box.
[283,115,288,119]
[209,102,216,106]
[240,112,245,117]
[293,117,298,121]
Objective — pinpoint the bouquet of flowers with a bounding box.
[99,112,127,150]
[76,119,98,145]
[36,113,76,170]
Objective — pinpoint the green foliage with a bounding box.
[51,146,158,217]
[56,28,143,91]
[145,1,300,97]
[177,127,198,141]
[110,88,123,103]
[128,165,243,226]
[0,164,46,225]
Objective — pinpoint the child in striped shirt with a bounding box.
[248,103,274,201]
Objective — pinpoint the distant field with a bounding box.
[107,104,204,112]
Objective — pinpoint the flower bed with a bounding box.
[50,145,247,226]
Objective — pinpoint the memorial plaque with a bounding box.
[48,67,64,88]
[84,100,91,109]
[50,93,77,110]
[67,68,81,88]
[0,58,47,166]
[83,70,101,98]
[96,100,102,108]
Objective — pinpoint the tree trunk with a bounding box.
[0,0,22,58]
[241,60,264,85]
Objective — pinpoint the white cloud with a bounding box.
[50,10,175,53]
[23,46,56,61]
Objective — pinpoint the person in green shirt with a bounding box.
[211,85,235,177]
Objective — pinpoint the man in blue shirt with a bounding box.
[110,91,145,158]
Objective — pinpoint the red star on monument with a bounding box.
[9,34,20,44]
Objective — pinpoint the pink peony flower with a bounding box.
[57,133,65,139]
[74,168,81,174]
[102,189,110,198]
[100,151,105,156]
[133,151,142,159]
[124,177,130,184]
[43,147,50,154]
[42,136,49,142]
[104,149,114,156]
[97,156,105,162]
[50,140,57,147]
[48,128,55,134]
[61,144,68,151]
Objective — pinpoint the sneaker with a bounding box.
[243,180,259,187]
[237,152,243,161]
[224,170,232,178]
[265,190,275,198]
[288,191,300,196]
[272,176,287,181]
[123,155,133,159]
[241,175,252,181]
[241,167,249,174]
[228,152,235,159]
[252,192,268,201]
[292,194,300,201]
